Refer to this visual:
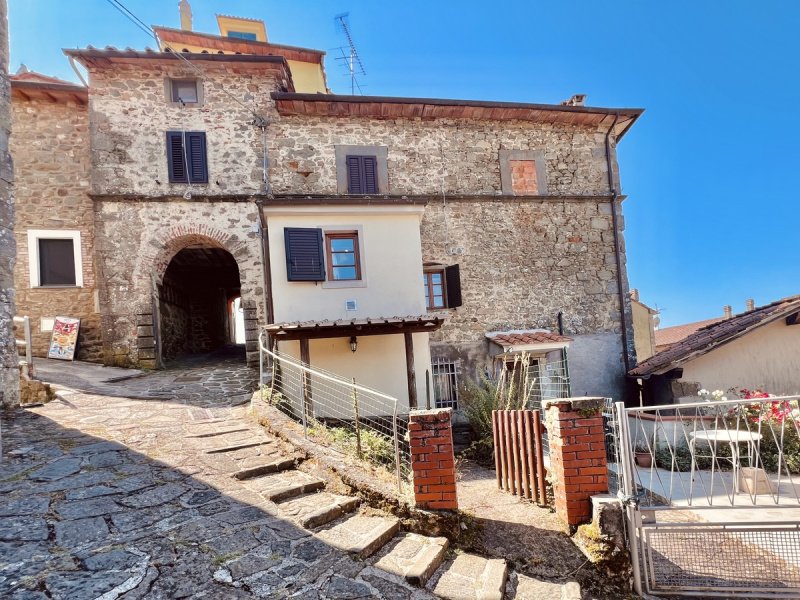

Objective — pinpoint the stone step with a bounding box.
[277,491,359,529]
[242,470,325,502]
[185,427,253,439]
[431,553,508,600]
[205,440,271,454]
[315,513,400,560]
[374,532,449,587]
[232,458,296,480]
[512,573,571,600]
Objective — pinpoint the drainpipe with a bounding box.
[557,310,571,396]
[605,113,632,373]
[255,123,275,344]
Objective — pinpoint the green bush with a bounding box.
[328,426,395,468]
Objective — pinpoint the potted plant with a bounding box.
[634,441,653,468]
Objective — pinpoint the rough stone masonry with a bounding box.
[0,0,19,408]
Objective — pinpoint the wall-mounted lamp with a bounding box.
[349,336,358,353]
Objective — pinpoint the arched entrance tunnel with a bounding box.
[157,245,243,364]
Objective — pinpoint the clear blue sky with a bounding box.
[8,1,797,327]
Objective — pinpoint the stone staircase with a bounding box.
[186,417,577,600]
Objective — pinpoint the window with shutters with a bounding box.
[166,131,208,184]
[26,230,84,288]
[325,232,361,281]
[334,145,388,194]
[284,227,325,281]
[423,264,462,309]
[345,155,378,194]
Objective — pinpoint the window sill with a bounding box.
[322,279,367,289]
[32,285,83,290]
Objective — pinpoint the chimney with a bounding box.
[179,0,192,31]
[561,94,587,107]
[630,288,640,302]
[723,305,733,319]
[746,298,755,312]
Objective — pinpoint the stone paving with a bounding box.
[0,389,436,599]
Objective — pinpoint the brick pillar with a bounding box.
[409,408,458,511]
[544,397,608,527]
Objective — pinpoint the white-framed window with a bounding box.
[27,230,83,288]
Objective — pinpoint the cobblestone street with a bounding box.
[0,378,435,599]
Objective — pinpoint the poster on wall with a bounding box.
[47,316,81,361]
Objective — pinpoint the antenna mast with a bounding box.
[335,13,366,95]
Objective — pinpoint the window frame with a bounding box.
[166,131,209,184]
[334,145,389,194]
[165,78,204,107]
[432,359,459,410]
[27,229,84,288]
[423,268,447,310]
[325,231,362,282]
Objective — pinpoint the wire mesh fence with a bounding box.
[623,395,800,509]
[258,334,410,489]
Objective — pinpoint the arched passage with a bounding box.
[157,244,242,363]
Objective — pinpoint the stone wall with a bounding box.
[94,201,264,367]
[0,0,19,407]
[10,95,101,361]
[86,62,282,197]
[269,116,612,196]
[420,198,630,400]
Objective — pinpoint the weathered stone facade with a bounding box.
[0,0,19,408]
[10,93,101,360]
[269,116,613,196]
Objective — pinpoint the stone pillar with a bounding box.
[544,397,608,527]
[409,408,458,511]
[0,0,19,409]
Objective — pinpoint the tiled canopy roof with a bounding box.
[654,317,724,350]
[488,331,572,348]
[265,314,447,340]
[630,295,800,377]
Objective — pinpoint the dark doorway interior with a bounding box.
[158,246,242,363]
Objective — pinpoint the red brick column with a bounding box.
[409,408,458,511]
[544,397,608,527]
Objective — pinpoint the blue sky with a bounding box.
[8,1,797,327]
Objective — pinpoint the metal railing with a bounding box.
[622,395,800,509]
[13,315,32,377]
[257,332,409,490]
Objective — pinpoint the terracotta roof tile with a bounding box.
[630,295,800,377]
[488,331,572,348]
[654,317,724,350]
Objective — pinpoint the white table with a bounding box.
[689,429,763,493]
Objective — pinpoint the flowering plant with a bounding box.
[735,388,797,424]
[698,389,728,402]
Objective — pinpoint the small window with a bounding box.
[423,264,462,309]
[166,131,208,184]
[424,270,446,309]
[26,230,84,288]
[228,31,258,40]
[326,232,361,281]
[170,79,199,104]
[346,155,378,194]
[432,359,459,409]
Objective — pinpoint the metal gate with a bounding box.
[611,396,800,598]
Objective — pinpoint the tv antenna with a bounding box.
[334,13,366,95]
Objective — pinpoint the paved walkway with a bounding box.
[32,346,258,405]
[0,391,433,599]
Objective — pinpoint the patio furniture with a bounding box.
[689,429,763,493]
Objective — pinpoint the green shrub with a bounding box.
[328,426,395,468]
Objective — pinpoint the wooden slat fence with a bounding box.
[492,409,547,505]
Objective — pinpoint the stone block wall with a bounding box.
[10,95,101,361]
[85,62,284,197]
[0,0,19,407]
[269,116,613,196]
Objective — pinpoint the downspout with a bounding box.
[255,121,275,344]
[557,311,571,396]
[605,113,632,373]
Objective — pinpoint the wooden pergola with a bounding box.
[265,314,447,409]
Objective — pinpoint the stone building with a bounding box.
[11,5,643,405]
[0,0,19,408]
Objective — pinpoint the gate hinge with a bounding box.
[616,490,641,507]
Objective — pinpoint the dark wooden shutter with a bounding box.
[187,132,208,183]
[362,156,378,193]
[167,131,187,183]
[284,227,325,281]
[346,155,379,194]
[346,155,363,194]
[444,264,462,308]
